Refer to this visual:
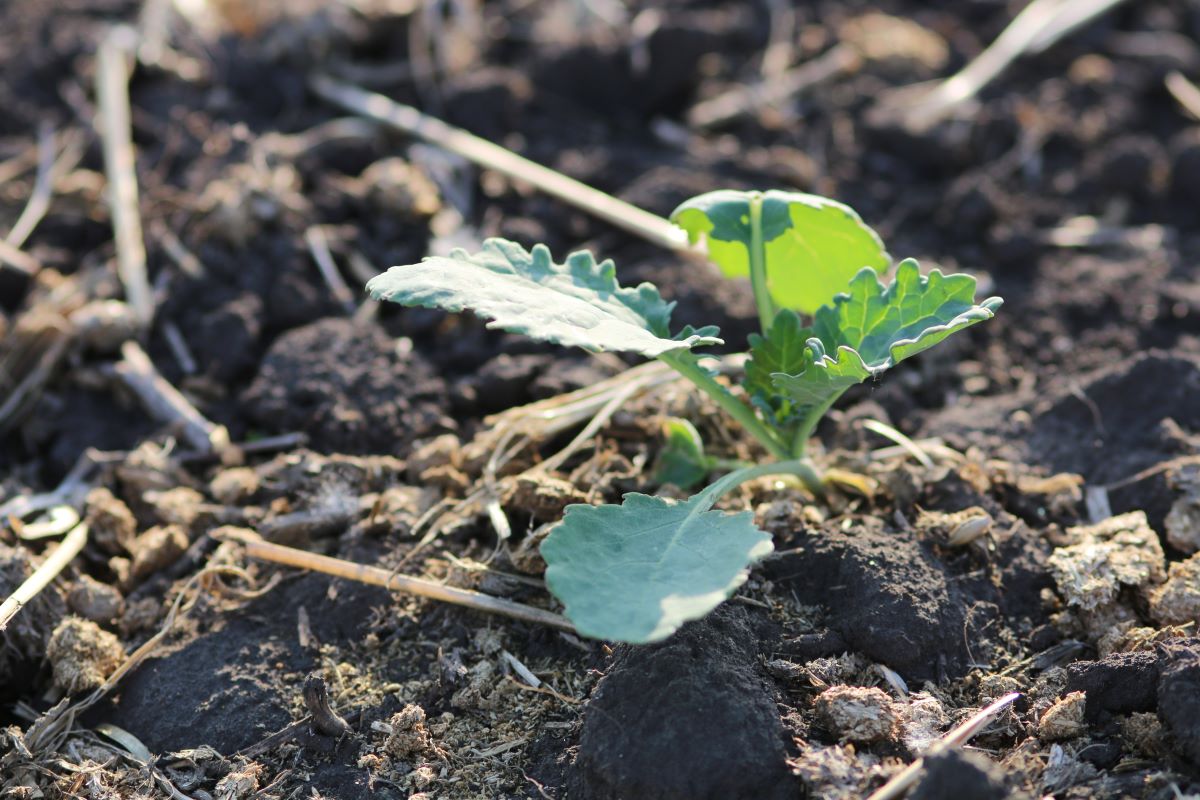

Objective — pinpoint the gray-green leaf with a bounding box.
[772,259,1002,421]
[366,238,721,358]
[670,190,890,314]
[541,494,773,642]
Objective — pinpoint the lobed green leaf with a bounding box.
[771,259,1002,424]
[366,238,721,359]
[745,309,812,424]
[541,494,773,642]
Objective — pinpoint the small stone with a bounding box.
[46,617,124,694]
[128,524,189,584]
[1165,488,1200,553]
[815,686,901,744]
[504,474,588,519]
[360,158,441,219]
[364,485,438,535]
[1038,692,1087,741]
[418,464,470,495]
[508,523,551,575]
[144,487,205,528]
[209,467,260,505]
[407,434,462,481]
[119,596,163,638]
[1148,553,1200,627]
[214,761,264,799]
[84,487,136,555]
[840,13,949,73]
[67,575,124,624]
[69,300,138,353]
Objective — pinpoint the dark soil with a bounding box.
[908,749,1016,800]
[2,0,1200,797]
[569,605,797,800]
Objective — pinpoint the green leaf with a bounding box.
[541,494,773,642]
[810,259,1003,369]
[745,309,812,423]
[772,259,1002,420]
[653,418,714,490]
[670,190,890,314]
[366,238,721,358]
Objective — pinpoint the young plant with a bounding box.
[368,190,1001,644]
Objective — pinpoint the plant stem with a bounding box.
[692,459,823,516]
[660,352,790,460]
[747,192,776,333]
[790,389,848,458]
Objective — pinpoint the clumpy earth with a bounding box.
[2,0,1200,798]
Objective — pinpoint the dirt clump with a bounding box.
[1157,641,1200,766]
[84,486,136,555]
[1047,511,1165,611]
[382,704,439,761]
[241,317,450,455]
[766,523,978,682]
[1066,649,1162,720]
[209,466,261,505]
[1037,691,1087,742]
[46,616,124,694]
[815,686,901,744]
[0,542,66,686]
[1149,553,1200,627]
[908,749,1018,800]
[570,605,798,800]
[127,524,189,585]
[67,574,124,625]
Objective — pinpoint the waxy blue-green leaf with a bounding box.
[670,190,890,314]
[772,259,1002,421]
[366,238,721,358]
[541,494,773,642]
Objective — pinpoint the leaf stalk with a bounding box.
[790,389,849,458]
[747,192,776,333]
[691,459,823,519]
[659,352,791,460]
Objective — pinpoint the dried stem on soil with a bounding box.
[0,237,43,275]
[686,44,859,129]
[1165,71,1200,121]
[881,0,1128,129]
[96,26,154,326]
[0,523,88,632]
[865,691,1021,800]
[222,530,577,633]
[4,123,55,251]
[107,340,231,455]
[0,327,70,432]
[305,225,357,314]
[309,74,689,251]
